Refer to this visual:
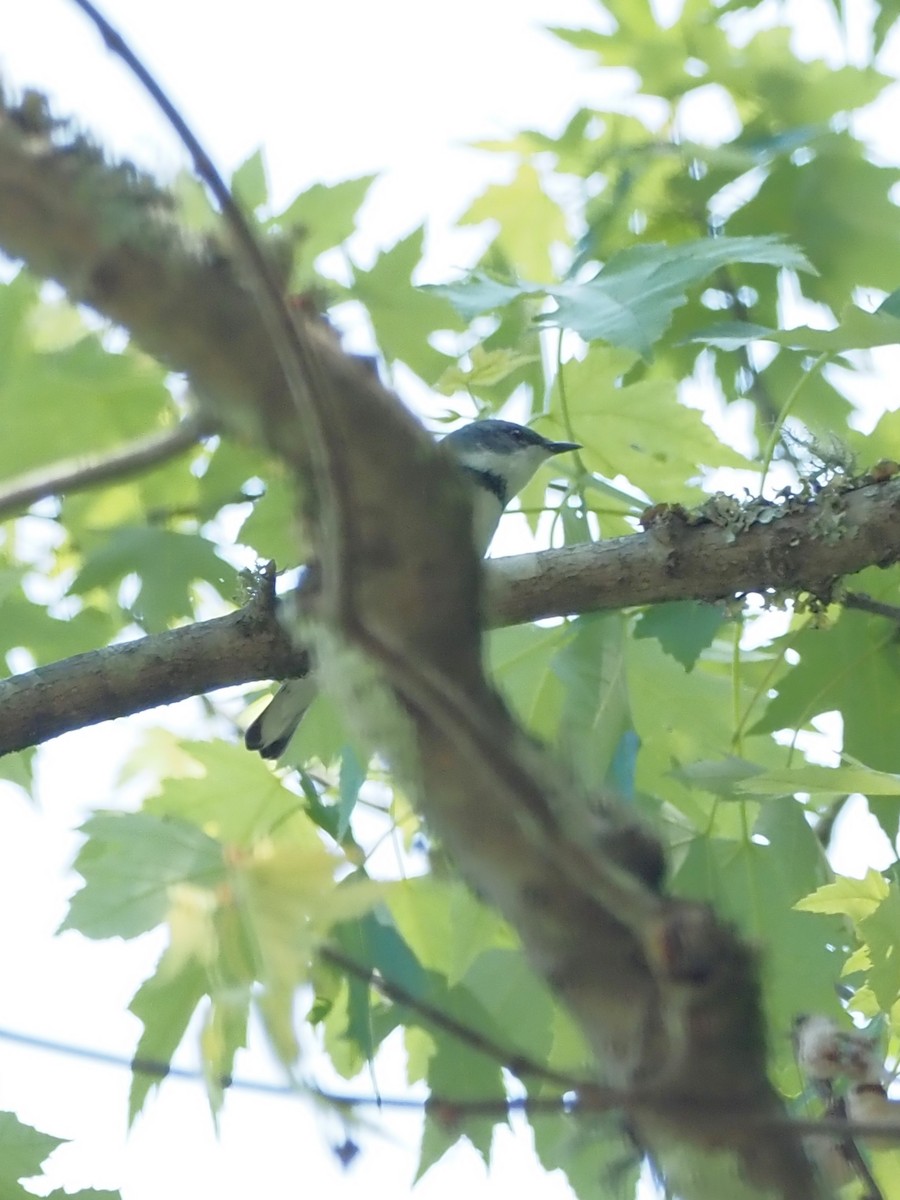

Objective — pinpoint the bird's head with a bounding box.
[440,418,581,507]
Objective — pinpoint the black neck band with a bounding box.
[463,465,507,507]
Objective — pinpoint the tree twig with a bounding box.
[321,944,589,1092]
[0,413,211,517]
[842,590,900,624]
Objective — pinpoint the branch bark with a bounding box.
[0,413,211,517]
[3,473,900,756]
[0,84,831,1198]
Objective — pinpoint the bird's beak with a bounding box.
[547,440,581,455]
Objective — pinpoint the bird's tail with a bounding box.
[244,676,318,759]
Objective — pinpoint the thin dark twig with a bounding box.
[712,266,786,435]
[320,945,589,1092]
[812,795,851,851]
[772,1114,900,1141]
[69,0,343,550]
[843,591,900,624]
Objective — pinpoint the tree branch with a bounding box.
[842,589,900,623]
[0,84,366,460]
[0,588,307,755]
[486,475,900,624]
[0,413,211,517]
[3,475,898,757]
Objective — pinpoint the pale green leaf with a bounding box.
[388,877,515,986]
[129,959,210,1121]
[533,1111,639,1200]
[143,740,306,847]
[794,870,888,920]
[231,147,268,213]
[434,345,539,394]
[0,1111,64,1192]
[736,764,900,797]
[275,174,376,268]
[685,321,778,350]
[634,602,726,671]
[337,745,366,840]
[352,228,463,380]
[422,272,531,320]
[672,757,767,798]
[63,812,225,940]
[200,985,251,1117]
[0,274,176,480]
[554,613,632,790]
[418,1035,504,1176]
[463,948,557,1067]
[859,884,900,1008]
[751,613,900,773]
[691,306,900,353]
[70,528,235,631]
[730,135,900,311]
[45,1191,121,1200]
[460,162,569,280]
[244,846,382,1063]
[543,237,811,356]
[237,475,312,564]
[674,814,843,1040]
[487,622,571,740]
[44,1191,121,1200]
[543,345,749,500]
[868,1148,900,1199]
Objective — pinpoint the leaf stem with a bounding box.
[758,352,828,492]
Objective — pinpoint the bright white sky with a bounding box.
[0,2,896,1199]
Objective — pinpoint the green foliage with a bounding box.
[430,236,810,358]
[543,346,751,502]
[63,809,225,939]
[751,611,900,773]
[8,1,900,1195]
[0,1111,64,1197]
[459,162,568,280]
[0,274,176,478]
[231,147,269,214]
[674,800,844,1047]
[634,601,726,671]
[70,527,236,632]
[236,469,309,565]
[351,227,465,382]
[796,871,900,1029]
[272,174,376,283]
[63,742,382,1119]
[0,1111,120,1200]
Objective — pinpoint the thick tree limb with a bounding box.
[0,591,308,755]
[2,474,898,756]
[0,84,824,1197]
[0,86,363,464]
[486,473,900,624]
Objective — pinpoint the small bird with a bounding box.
[244,418,581,759]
